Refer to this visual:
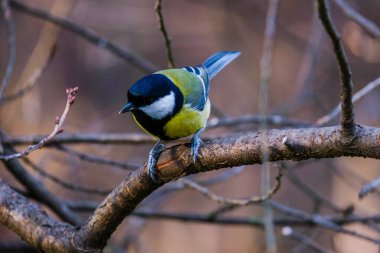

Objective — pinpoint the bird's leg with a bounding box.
[190,128,204,162]
[147,139,165,182]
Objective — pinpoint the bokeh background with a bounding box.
[1,0,380,252]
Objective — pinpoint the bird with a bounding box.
[119,51,240,181]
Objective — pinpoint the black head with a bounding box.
[119,73,183,118]
[127,74,175,107]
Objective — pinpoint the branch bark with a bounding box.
[2,124,380,252]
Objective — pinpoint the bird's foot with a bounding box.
[147,140,165,182]
[190,128,204,162]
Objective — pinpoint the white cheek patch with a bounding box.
[140,91,176,120]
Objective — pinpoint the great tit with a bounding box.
[119,51,240,181]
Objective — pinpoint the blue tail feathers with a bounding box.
[202,51,240,79]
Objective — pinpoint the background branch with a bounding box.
[9,0,158,73]
[155,0,175,68]
[0,0,16,101]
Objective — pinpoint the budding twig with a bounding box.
[0,87,78,160]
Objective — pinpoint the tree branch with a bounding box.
[317,0,355,139]
[76,124,380,249]
[0,180,79,253]
[0,87,78,161]
[2,125,380,251]
[317,77,380,125]
[9,0,158,73]
[332,0,380,38]
[0,0,16,101]
[155,0,175,68]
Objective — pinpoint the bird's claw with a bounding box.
[147,141,165,182]
[190,128,204,163]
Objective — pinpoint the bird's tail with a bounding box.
[202,51,240,80]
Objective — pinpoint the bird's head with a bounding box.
[119,74,183,120]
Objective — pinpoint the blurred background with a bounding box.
[0,0,380,252]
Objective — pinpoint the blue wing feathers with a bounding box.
[181,51,240,111]
[202,51,240,80]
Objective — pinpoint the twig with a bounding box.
[23,157,111,196]
[1,0,73,104]
[155,0,175,68]
[359,175,380,199]
[331,162,380,198]
[284,164,351,214]
[0,54,52,104]
[0,114,312,146]
[274,7,323,114]
[1,147,82,225]
[282,227,333,253]
[207,114,312,129]
[317,77,380,125]
[0,0,16,101]
[1,132,156,145]
[0,87,78,160]
[317,0,355,139]
[332,0,380,38]
[9,0,158,73]
[259,0,280,251]
[55,144,140,170]
[181,166,282,206]
[271,201,380,244]
[132,209,380,227]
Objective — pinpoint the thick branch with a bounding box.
[1,146,82,225]
[2,125,380,252]
[76,124,380,249]
[0,180,78,253]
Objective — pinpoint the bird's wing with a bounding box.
[157,68,209,111]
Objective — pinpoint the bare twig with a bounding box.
[1,132,156,145]
[271,200,380,244]
[284,164,352,214]
[55,144,140,170]
[23,158,111,196]
[1,147,82,225]
[317,77,380,125]
[274,7,323,114]
[1,114,312,146]
[207,114,312,129]
[259,0,280,251]
[0,0,16,101]
[181,167,282,206]
[0,87,78,161]
[332,0,380,38]
[318,0,355,139]
[282,227,333,253]
[1,0,74,104]
[132,209,380,227]
[9,0,158,73]
[0,51,52,104]
[155,0,175,68]
[359,175,380,199]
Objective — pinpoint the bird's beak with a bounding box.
[119,102,135,114]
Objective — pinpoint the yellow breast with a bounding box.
[163,100,210,139]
